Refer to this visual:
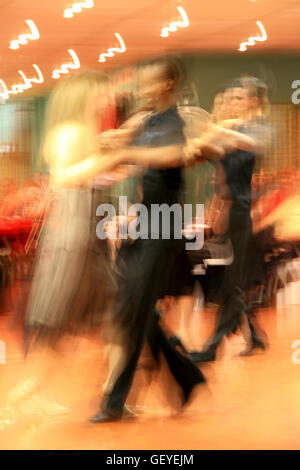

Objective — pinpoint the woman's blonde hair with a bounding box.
[42,70,109,168]
[44,70,109,132]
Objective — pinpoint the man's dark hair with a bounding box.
[225,76,269,109]
[240,76,269,108]
[143,55,185,91]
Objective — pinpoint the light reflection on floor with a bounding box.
[0,305,300,450]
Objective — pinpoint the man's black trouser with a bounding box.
[103,237,206,417]
[207,206,257,349]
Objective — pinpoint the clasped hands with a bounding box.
[97,128,134,151]
[184,120,245,164]
[97,118,246,166]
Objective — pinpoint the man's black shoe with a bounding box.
[239,339,266,357]
[190,349,216,363]
[89,410,122,423]
[169,335,189,355]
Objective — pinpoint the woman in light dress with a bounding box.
[4,70,132,420]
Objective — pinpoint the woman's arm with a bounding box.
[95,125,255,172]
[119,126,234,169]
[216,121,273,154]
[52,151,125,187]
[45,122,126,188]
[214,126,256,152]
[120,145,187,169]
[185,125,257,163]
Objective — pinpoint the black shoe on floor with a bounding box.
[169,335,189,355]
[190,349,216,363]
[253,338,266,350]
[182,371,207,408]
[239,340,266,357]
[89,410,122,424]
[182,386,195,408]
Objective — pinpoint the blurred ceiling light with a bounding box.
[9,19,40,50]
[18,64,44,88]
[98,33,126,63]
[239,20,267,51]
[0,64,44,100]
[160,6,189,38]
[0,81,9,100]
[52,49,80,79]
[63,0,94,18]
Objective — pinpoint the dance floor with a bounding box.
[0,302,300,450]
